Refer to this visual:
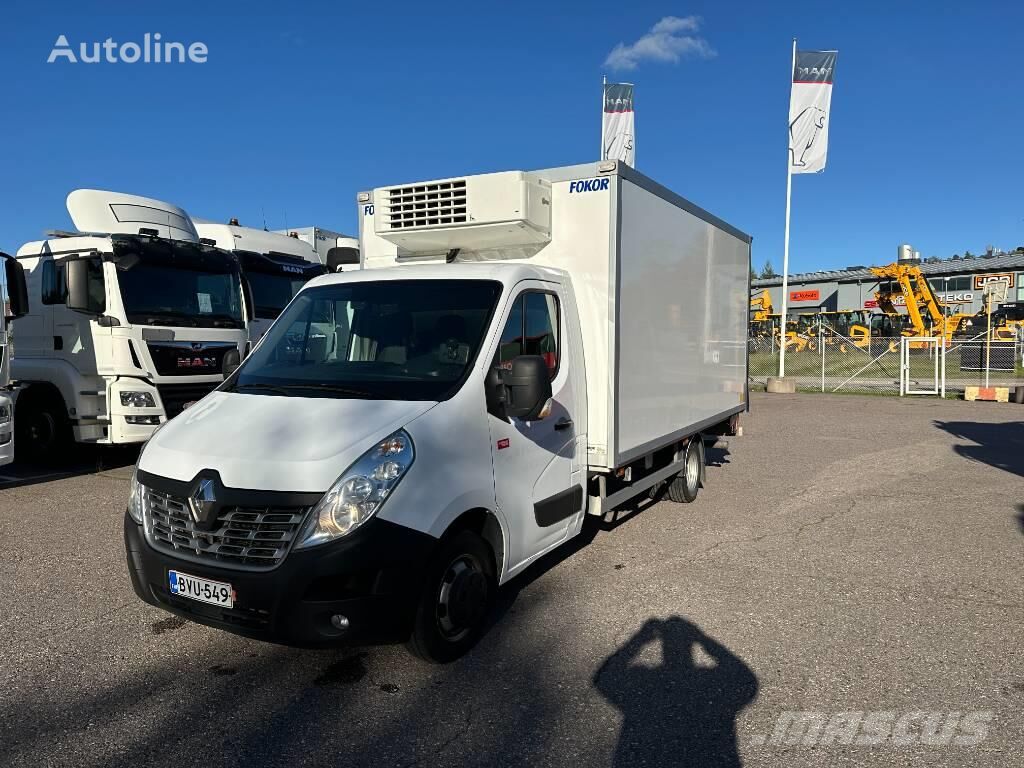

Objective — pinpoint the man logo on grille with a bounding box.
[188,477,217,525]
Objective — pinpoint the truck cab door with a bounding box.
[487,283,583,577]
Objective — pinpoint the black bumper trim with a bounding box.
[125,511,437,648]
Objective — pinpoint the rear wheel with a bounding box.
[15,389,72,463]
[667,438,701,504]
[407,530,496,663]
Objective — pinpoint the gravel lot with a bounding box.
[2,392,1021,767]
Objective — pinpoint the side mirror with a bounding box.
[66,259,98,314]
[326,246,359,272]
[2,254,28,319]
[222,348,242,378]
[503,355,552,421]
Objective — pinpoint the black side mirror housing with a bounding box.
[66,259,98,314]
[326,246,359,272]
[2,254,28,319]
[503,355,552,421]
[222,348,242,378]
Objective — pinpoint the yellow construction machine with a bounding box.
[869,262,971,345]
[749,290,774,322]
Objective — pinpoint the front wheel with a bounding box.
[15,391,72,463]
[407,530,496,663]
[667,438,701,503]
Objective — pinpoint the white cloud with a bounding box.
[604,16,716,71]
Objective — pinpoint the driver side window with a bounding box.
[494,291,560,378]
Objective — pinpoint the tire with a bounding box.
[406,530,496,663]
[15,389,72,464]
[667,438,701,504]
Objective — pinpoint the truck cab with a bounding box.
[12,190,247,460]
[0,253,29,465]
[194,220,327,344]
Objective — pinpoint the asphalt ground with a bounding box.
[2,392,1022,767]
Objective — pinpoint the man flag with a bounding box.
[602,82,635,167]
[788,51,837,173]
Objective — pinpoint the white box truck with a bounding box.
[125,161,750,662]
[274,226,360,272]
[194,219,327,344]
[12,191,248,460]
[0,253,29,465]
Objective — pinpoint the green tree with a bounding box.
[963,250,974,258]
[760,261,778,278]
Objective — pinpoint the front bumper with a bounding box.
[125,512,437,647]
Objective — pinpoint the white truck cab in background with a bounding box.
[275,226,360,272]
[0,253,29,465]
[125,162,750,662]
[11,191,247,461]
[194,219,327,344]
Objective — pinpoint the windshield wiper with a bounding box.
[138,313,198,327]
[232,382,294,396]
[284,383,377,398]
[232,382,375,398]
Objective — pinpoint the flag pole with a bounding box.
[778,37,797,379]
[601,75,607,160]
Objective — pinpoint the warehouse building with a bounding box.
[752,248,1024,318]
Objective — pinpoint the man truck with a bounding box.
[124,161,750,662]
[12,190,247,460]
[0,253,29,465]
[194,219,328,344]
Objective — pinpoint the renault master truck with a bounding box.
[0,253,29,465]
[12,191,247,461]
[194,219,327,344]
[125,161,751,662]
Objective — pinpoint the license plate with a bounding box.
[168,570,234,608]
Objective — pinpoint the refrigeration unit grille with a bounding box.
[384,179,467,229]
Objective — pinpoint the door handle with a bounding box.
[554,418,573,431]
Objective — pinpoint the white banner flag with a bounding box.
[602,83,635,167]
[788,51,836,174]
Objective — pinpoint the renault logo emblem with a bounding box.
[188,477,217,525]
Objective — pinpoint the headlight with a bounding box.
[0,403,10,424]
[127,467,147,524]
[121,391,156,408]
[296,430,415,549]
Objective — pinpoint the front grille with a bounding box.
[156,382,219,419]
[146,488,308,569]
[383,179,467,229]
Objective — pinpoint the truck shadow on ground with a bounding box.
[0,443,140,490]
[594,616,758,768]
[932,420,1024,479]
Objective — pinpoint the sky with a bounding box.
[1,0,1022,276]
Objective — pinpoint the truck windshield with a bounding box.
[246,272,311,319]
[226,278,503,401]
[113,237,244,329]
[237,252,327,320]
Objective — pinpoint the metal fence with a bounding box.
[748,319,1024,396]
